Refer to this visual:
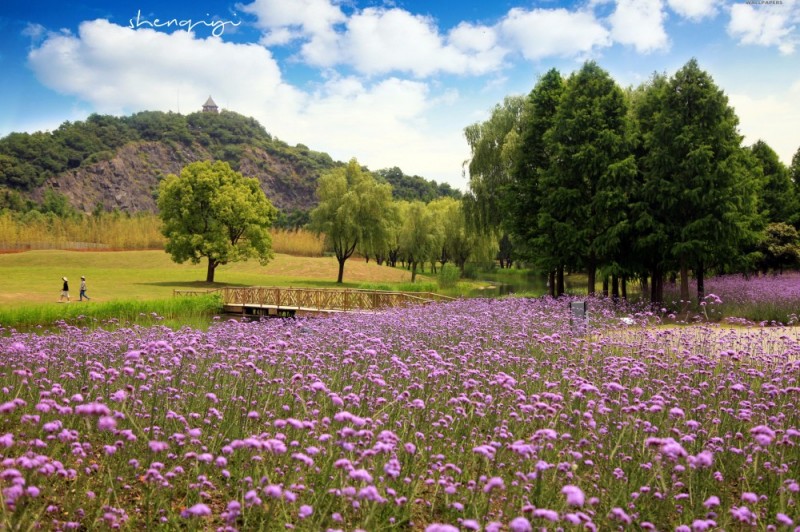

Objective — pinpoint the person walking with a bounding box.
[59,277,70,302]
[79,276,91,301]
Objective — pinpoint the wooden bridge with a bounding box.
[174,286,455,317]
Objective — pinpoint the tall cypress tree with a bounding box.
[630,73,672,302]
[508,68,565,295]
[639,59,760,303]
[791,147,800,228]
[542,61,634,295]
[749,140,794,224]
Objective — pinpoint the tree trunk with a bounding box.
[650,269,657,303]
[548,270,556,298]
[679,257,690,310]
[411,262,417,282]
[206,258,217,283]
[337,257,346,284]
[621,275,627,300]
[602,275,609,297]
[587,258,596,296]
[650,268,663,304]
[611,273,619,299]
[696,260,705,304]
[557,266,565,297]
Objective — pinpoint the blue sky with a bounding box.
[1,0,799,189]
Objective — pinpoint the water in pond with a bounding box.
[467,271,588,298]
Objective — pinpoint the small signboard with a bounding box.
[570,300,588,335]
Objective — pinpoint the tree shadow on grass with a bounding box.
[134,281,252,288]
[136,280,380,290]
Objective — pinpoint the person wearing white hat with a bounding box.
[79,276,91,301]
[59,277,70,302]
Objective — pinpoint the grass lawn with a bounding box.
[0,249,432,307]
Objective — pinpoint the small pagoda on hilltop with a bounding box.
[202,96,219,114]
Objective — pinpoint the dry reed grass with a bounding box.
[269,228,324,256]
[0,213,323,256]
[0,212,164,250]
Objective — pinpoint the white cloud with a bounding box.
[499,8,611,61]
[291,76,470,184]
[333,8,506,76]
[238,1,508,76]
[316,7,448,73]
[728,3,800,55]
[729,85,800,165]
[22,23,47,41]
[238,0,345,40]
[24,19,470,186]
[609,0,669,53]
[238,0,346,64]
[27,20,302,116]
[446,22,509,74]
[667,0,720,21]
[257,27,300,46]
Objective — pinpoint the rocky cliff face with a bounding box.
[31,141,319,214]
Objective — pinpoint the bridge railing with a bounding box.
[173,289,221,297]
[220,286,454,312]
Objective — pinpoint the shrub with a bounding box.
[462,262,479,279]
[438,263,460,289]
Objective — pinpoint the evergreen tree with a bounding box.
[542,61,635,295]
[629,73,673,302]
[638,59,760,303]
[508,69,566,294]
[749,140,795,224]
[790,146,800,228]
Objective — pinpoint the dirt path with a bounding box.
[596,322,800,359]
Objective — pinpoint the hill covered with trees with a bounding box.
[0,109,460,224]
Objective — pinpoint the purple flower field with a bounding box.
[664,272,800,325]
[1,296,799,530]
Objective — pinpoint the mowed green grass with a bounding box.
[0,249,427,308]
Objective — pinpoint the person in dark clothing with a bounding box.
[59,277,70,302]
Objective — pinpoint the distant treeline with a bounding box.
[375,167,461,203]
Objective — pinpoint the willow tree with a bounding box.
[398,201,440,282]
[309,159,393,283]
[428,196,474,272]
[157,160,277,283]
[462,95,525,246]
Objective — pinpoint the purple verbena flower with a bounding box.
[562,485,585,507]
[181,503,211,517]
